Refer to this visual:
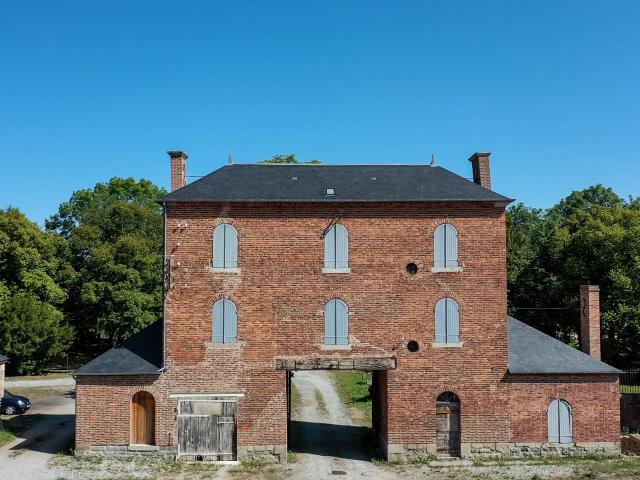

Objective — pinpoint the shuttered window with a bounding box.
[324,224,349,269]
[212,300,238,343]
[435,298,460,343]
[548,399,573,444]
[325,299,349,345]
[213,224,238,269]
[434,224,459,268]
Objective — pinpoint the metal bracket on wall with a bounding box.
[321,208,345,238]
[164,258,176,292]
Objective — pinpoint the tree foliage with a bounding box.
[260,153,321,164]
[0,207,72,308]
[46,178,166,347]
[0,294,74,375]
[507,184,640,368]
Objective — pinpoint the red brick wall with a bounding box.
[507,374,620,443]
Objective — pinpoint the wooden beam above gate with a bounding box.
[274,356,396,371]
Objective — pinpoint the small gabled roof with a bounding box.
[76,321,163,376]
[508,316,621,375]
[159,164,513,204]
[0,353,7,363]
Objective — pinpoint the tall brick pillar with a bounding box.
[168,151,188,192]
[580,285,601,360]
[468,152,492,190]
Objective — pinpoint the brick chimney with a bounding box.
[468,152,492,190]
[580,285,601,360]
[168,151,188,192]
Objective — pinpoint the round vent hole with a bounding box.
[406,263,418,275]
[407,340,419,352]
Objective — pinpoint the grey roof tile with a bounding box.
[159,164,513,203]
[0,353,7,363]
[76,321,163,375]
[508,316,620,374]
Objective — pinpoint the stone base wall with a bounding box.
[237,444,287,464]
[386,442,620,461]
[79,445,177,458]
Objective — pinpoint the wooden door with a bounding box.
[436,404,460,456]
[178,400,237,460]
[131,391,155,445]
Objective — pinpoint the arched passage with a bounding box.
[131,391,155,445]
[436,392,460,456]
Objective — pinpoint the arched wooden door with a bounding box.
[131,391,155,445]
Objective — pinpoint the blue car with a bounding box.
[1,392,31,415]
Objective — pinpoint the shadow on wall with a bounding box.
[288,420,377,461]
[622,394,640,432]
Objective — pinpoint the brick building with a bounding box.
[75,152,621,461]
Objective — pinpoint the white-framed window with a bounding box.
[435,298,460,343]
[548,399,573,444]
[434,223,459,268]
[324,299,349,345]
[324,224,349,269]
[213,224,238,269]
[212,299,237,343]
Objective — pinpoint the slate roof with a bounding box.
[508,316,621,374]
[0,354,7,363]
[75,321,163,375]
[159,164,513,203]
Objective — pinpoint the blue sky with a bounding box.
[1,1,639,223]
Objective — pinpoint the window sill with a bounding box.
[320,344,352,351]
[430,267,463,273]
[207,341,245,349]
[322,267,351,274]
[207,266,241,274]
[432,342,464,348]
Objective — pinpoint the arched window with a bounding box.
[548,399,573,444]
[131,391,155,445]
[434,224,459,268]
[213,299,237,343]
[436,392,460,456]
[324,299,349,345]
[435,298,460,343]
[324,224,349,269]
[213,224,238,269]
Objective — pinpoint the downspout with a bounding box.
[162,202,167,370]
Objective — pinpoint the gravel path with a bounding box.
[289,370,398,480]
[0,389,75,480]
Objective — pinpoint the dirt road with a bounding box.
[0,388,75,480]
[289,370,398,479]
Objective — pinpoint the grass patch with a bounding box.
[240,457,266,470]
[328,371,372,426]
[314,388,328,416]
[0,428,17,447]
[287,450,297,463]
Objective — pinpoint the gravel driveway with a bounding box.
[0,388,75,480]
[289,370,397,479]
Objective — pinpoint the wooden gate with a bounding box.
[177,399,237,461]
[436,392,460,456]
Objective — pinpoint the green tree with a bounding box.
[46,178,166,347]
[507,186,640,368]
[0,207,72,309]
[260,153,321,164]
[0,294,74,375]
